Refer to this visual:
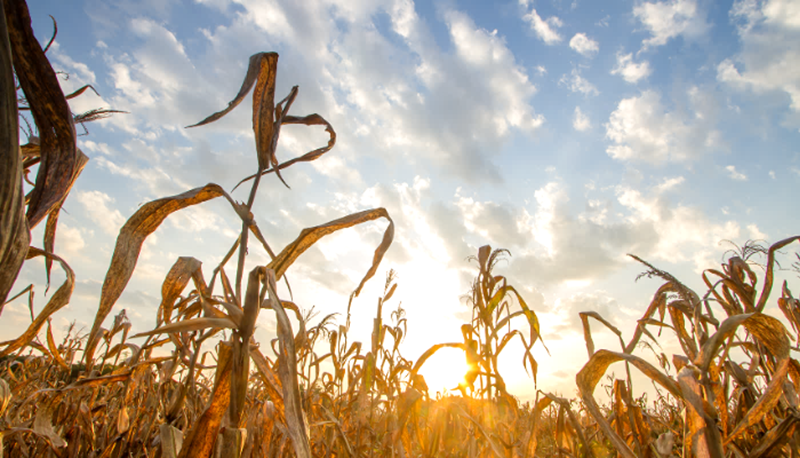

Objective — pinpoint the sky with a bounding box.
[4,0,800,400]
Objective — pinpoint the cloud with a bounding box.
[605,89,722,163]
[634,0,709,49]
[56,224,86,256]
[717,0,800,129]
[76,190,126,236]
[550,291,622,335]
[573,106,591,131]
[615,179,748,271]
[611,52,652,83]
[505,174,762,288]
[725,165,748,181]
[569,33,599,57]
[559,68,599,96]
[454,194,531,249]
[522,7,563,44]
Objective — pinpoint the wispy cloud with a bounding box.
[522,7,563,44]
[560,68,599,96]
[726,165,748,181]
[573,106,591,131]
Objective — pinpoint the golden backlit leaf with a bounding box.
[45,319,67,370]
[267,208,394,300]
[42,150,88,289]
[576,350,682,458]
[264,269,311,458]
[84,183,238,366]
[177,341,233,458]
[158,257,203,325]
[0,247,73,357]
[131,317,237,339]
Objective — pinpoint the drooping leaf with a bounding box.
[267,208,394,301]
[0,247,74,357]
[0,2,29,306]
[264,268,311,458]
[4,0,78,229]
[158,257,204,325]
[84,183,238,366]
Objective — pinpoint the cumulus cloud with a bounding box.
[559,69,599,96]
[76,190,126,236]
[605,89,722,163]
[718,0,800,129]
[573,106,591,131]
[455,194,531,249]
[507,175,760,287]
[522,7,563,44]
[569,33,599,57]
[726,165,748,181]
[611,52,652,83]
[634,0,709,49]
[57,224,86,256]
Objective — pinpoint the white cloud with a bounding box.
[718,0,800,128]
[615,179,751,271]
[747,224,767,240]
[455,195,531,249]
[611,52,652,83]
[634,0,709,49]
[57,224,86,256]
[551,291,623,335]
[569,33,599,57]
[573,106,591,131]
[79,140,113,156]
[76,190,126,236]
[560,69,599,96]
[725,165,748,181]
[605,89,722,163]
[769,170,776,179]
[522,7,563,44]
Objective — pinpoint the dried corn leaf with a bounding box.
[85,183,237,365]
[0,247,73,357]
[177,342,233,458]
[43,150,88,288]
[0,3,29,307]
[264,269,311,458]
[234,113,337,190]
[576,349,682,458]
[131,317,236,338]
[756,236,800,312]
[33,396,67,448]
[45,320,67,369]
[4,0,78,230]
[159,257,203,325]
[160,424,183,458]
[267,208,394,300]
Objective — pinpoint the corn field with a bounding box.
[2,0,800,456]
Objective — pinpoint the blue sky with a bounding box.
[6,0,800,398]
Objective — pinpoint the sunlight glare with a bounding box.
[417,347,470,396]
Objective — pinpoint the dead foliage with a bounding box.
[1,2,800,457]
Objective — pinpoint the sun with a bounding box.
[417,347,471,396]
